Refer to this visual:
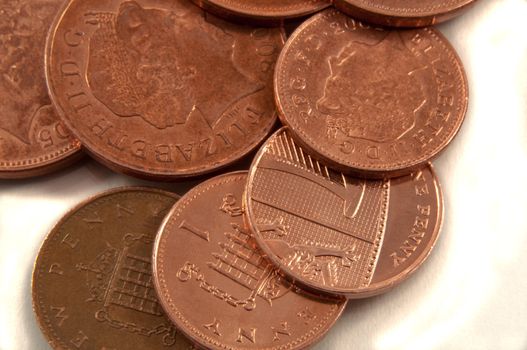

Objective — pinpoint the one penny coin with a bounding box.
[333,0,478,27]
[153,171,346,349]
[245,128,443,298]
[274,9,468,179]
[0,0,81,179]
[190,0,331,25]
[32,188,195,349]
[46,0,284,180]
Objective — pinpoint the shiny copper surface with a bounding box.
[245,128,443,298]
[274,9,468,178]
[31,187,196,349]
[0,0,81,179]
[190,0,330,24]
[333,0,478,27]
[153,171,346,349]
[45,0,284,180]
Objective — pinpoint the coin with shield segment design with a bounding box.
[32,188,195,349]
[333,0,478,27]
[0,0,81,179]
[245,128,443,298]
[46,0,284,180]
[190,0,331,24]
[274,9,468,178]
[153,171,346,350]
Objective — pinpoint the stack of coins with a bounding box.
[0,0,477,348]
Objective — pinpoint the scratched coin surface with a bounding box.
[275,9,468,178]
[333,0,478,27]
[0,0,81,179]
[46,0,284,180]
[245,128,443,298]
[153,171,346,349]
[190,0,330,24]
[32,188,195,349]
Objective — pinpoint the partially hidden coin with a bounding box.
[245,128,443,298]
[46,0,284,180]
[153,171,346,349]
[333,0,478,27]
[274,9,468,179]
[190,0,331,25]
[32,187,196,349]
[0,0,81,179]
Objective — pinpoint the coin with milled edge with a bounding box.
[32,188,196,349]
[245,128,443,298]
[46,0,284,180]
[274,9,468,179]
[153,171,346,350]
[190,0,331,25]
[333,0,478,27]
[0,0,81,179]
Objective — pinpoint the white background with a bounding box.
[1,0,527,349]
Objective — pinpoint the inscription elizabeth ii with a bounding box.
[47,0,284,179]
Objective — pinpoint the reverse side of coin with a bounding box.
[190,0,330,24]
[274,9,468,178]
[46,0,284,180]
[32,188,195,349]
[333,0,478,27]
[0,0,81,179]
[153,171,346,349]
[245,128,443,298]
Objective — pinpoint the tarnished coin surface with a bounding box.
[0,0,81,179]
[46,0,284,180]
[153,171,346,349]
[333,0,478,27]
[32,188,195,349]
[245,128,443,298]
[274,9,468,178]
[190,0,330,24]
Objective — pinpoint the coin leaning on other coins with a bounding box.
[0,0,477,348]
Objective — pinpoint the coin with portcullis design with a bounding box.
[46,0,284,180]
[32,188,196,349]
[274,9,468,178]
[245,128,443,298]
[153,171,346,350]
[0,0,81,179]
[333,0,478,27]
[190,0,330,24]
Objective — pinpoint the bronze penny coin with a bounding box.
[46,0,284,180]
[153,171,346,349]
[274,9,468,179]
[190,0,331,25]
[32,187,195,349]
[333,0,478,27]
[0,0,81,179]
[245,128,443,298]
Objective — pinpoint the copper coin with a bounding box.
[0,0,81,179]
[153,171,346,349]
[190,0,331,25]
[274,9,468,179]
[245,128,443,298]
[46,0,284,180]
[333,0,478,27]
[32,187,195,349]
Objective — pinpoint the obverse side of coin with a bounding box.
[46,0,284,180]
[153,171,346,349]
[32,188,195,349]
[191,0,330,24]
[245,128,443,298]
[0,0,81,179]
[275,9,468,178]
[333,0,478,27]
